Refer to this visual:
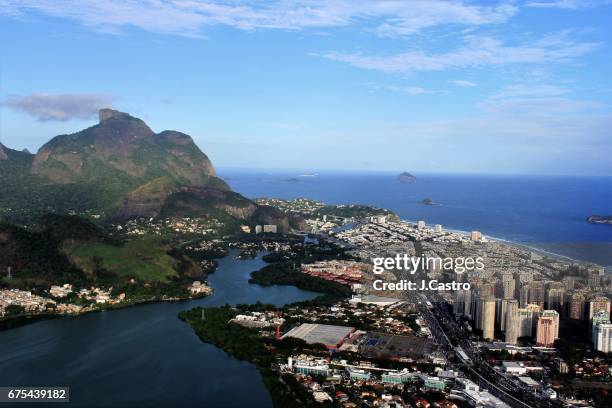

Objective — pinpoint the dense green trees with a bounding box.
[249,262,351,298]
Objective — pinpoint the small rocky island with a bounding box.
[587,215,612,225]
[397,172,416,182]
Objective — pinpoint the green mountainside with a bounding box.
[0,214,200,288]
[0,109,291,231]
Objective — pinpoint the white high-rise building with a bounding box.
[591,310,610,340]
[593,323,612,353]
[417,220,426,230]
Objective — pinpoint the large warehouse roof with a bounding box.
[282,323,355,348]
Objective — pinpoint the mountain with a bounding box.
[0,142,34,172]
[0,109,292,231]
[30,109,229,209]
[33,109,219,186]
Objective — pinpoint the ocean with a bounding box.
[219,169,612,267]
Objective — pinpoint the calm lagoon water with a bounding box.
[0,252,319,407]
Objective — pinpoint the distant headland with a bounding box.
[397,172,416,182]
[421,198,436,206]
[587,215,612,225]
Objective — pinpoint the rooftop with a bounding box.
[282,323,355,348]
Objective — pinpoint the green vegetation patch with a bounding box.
[249,261,351,299]
[180,306,322,407]
[67,239,178,282]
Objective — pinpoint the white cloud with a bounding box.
[0,1,517,37]
[489,84,571,98]
[368,83,447,95]
[478,84,608,114]
[525,0,612,9]
[317,32,600,74]
[1,93,115,121]
[451,79,477,87]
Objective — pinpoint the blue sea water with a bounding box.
[219,169,612,267]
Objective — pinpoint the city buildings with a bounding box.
[546,283,565,312]
[289,356,330,377]
[589,296,611,320]
[504,300,520,344]
[300,260,371,285]
[263,224,278,233]
[593,323,612,353]
[569,293,586,320]
[522,281,545,309]
[518,304,541,338]
[536,310,559,347]
[478,297,496,340]
[500,273,515,299]
[453,290,468,317]
[49,284,73,298]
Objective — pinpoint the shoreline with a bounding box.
[0,291,212,332]
[401,217,610,270]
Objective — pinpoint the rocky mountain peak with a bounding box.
[0,143,6,160]
[98,108,134,124]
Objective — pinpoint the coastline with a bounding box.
[401,217,610,270]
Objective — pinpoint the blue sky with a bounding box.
[1,0,611,175]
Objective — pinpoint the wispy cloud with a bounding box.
[0,1,517,37]
[478,84,608,114]
[367,83,447,96]
[525,0,612,9]
[450,79,477,87]
[316,31,600,74]
[1,93,115,121]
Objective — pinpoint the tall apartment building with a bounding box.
[590,310,611,340]
[496,299,507,332]
[562,276,576,291]
[500,273,515,299]
[528,281,545,309]
[505,299,519,345]
[589,296,611,320]
[593,323,612,353]
[546,283,565,312]
[536,310,559,347]
[453,290,468,317]
[479,297,496,341]
[518,304,541,338]
[568,293,586,320]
